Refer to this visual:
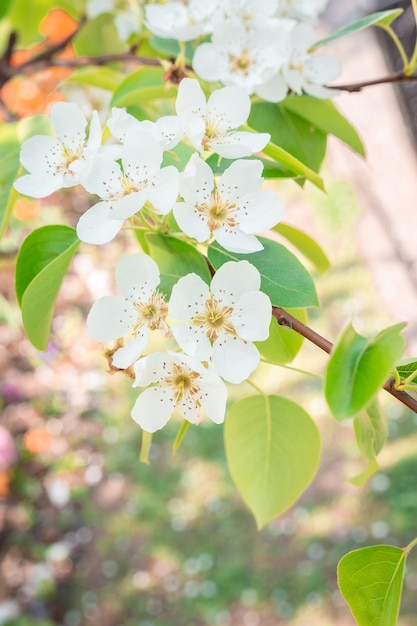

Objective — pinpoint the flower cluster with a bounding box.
[145,0,342,101]
[13,79,283,433]
[88,255,271,432]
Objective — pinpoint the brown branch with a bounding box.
[272,306,417,414]
[329,71,417,93]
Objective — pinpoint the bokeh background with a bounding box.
[1,2,417,625]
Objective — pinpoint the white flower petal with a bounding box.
[148,166,179,214]
[76,202,124,245]
[112,334,148,369]
[174,202,211,242]
[110,191,148,220]
[212,335,260,383]
[214,227,263,253]
[238,190,285,233]
[169,273,209,318]
[197,373,227,424]
[171,322,212,361]
[179,154,213,204]
[207,86,250,130]
[218,159,263,201]
[178,395,203,424]
[50,102,87,147]
[87,295,135,341]
[176,78,207,119]
[14,172,63,198]
[211,131,270,158]
[211,260,261,305]
[83,156,123,197]
[231,291,272,341]
[122,132,163,180]
[133,352,169,386]
[304,83,340,99]
[115,254,160,299]
[19,135,63,176]
[155,115,183,150]
[131,386,176,432]
[107,107,142,142]
[256,73,288,103]
[304,55,342,86]
[192,43,222,82]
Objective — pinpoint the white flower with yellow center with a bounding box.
[168,260,271,383]
[132,351,228,432]
[191,21,292,100]
[175,78,270,158]
[14,102,101,198]
[145,0,220,41]
[76,130,179,244]
[174,153,284,253]
[87,254,169,368]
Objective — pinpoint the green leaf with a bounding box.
[225,395,321,528]
[66,67,125,91]
[145,233,211,297]
[149,36,195,63]
[325,323,406,420]
[312,9,403,50]
[0,124,20,240]
[73,12,125,55]
[274,222,331,274]
[162,141,196,171]
[111,66,176,108]
[281,97,365,157]
[263,142,325,190]
[249,102,327,179]
[395,359,417,380]
[338,545,406,626]
[15,226,80,350]
[256,309,307,365]
[350,401,387,486]
[208,237,319,308]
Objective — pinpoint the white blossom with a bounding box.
[87,254,169,368]
[279,23,342,98]
[174,154,284,253]
[176,78,269,158]
[169,260,271,383]
[214,0,280,28]
[145,0,220,41]
[132,351,228,432]
[76,130,179,244]
[107,107,182,151]
[192,21,293,99]
[14,102,101,198]
[276,0,328,22]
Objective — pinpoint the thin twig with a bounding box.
[272,306,417,414]
[330,71,417,93]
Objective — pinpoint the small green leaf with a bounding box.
[66,67,125,91]
[17,114,52,143]
[325,322,406,420]
[111,66,176,108]
[395,359,417,380]
[350,401,387,486]
[15,226,80,350]
[338,545,406,626]
[256,309,307,365]
[274,222,331,274]
[145,233,211,297]
[149,36,195,62]
[225,395,321,528]
[281,97,365,157]
[312,9,403,50]
[208,237,319,308]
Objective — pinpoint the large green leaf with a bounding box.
[208,237,319,308]
[395,359,417,381]
[350,401,387,486]
[338,545,406,626]
[145,233,211,297]
[256,309,307,365]
[325,323,406,420]
[73,12,125,56]
[281,97,365,157]
[249,102,327,179]
[66,67,125,91]
[111,66,177,108]
[15,226,80,350]
[312,9,403,50]
[225,395,321,528]
[274,222,331,274]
